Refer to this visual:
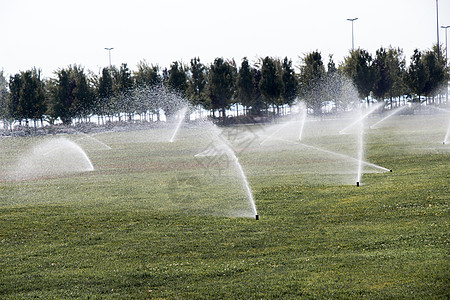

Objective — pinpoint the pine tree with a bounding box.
[405,49,427,103]
[237,57,254,115]
[342,49,375,103]
[209,58,234,122]
[280,57,298,107]
[299,51,326,115]
[188,57,208,109]
[259,56,281,115]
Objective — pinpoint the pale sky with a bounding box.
[1,0,449,78]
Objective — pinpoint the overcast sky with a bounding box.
[1,0,449,78]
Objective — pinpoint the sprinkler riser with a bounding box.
[356,181,360,187]
[255,214,259,220]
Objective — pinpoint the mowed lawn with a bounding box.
[0,113,449,299]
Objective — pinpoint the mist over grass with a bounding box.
[0,112,448,298]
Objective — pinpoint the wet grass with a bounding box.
[0,114,449,299]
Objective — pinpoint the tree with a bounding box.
[163,62,188,117]
[167,61,188,96]
[259,56,281,114]
[71,66,94,121]
[115,63,134,94]
[251,68,264,116]
[97,67,114,122]
[299,51,326,115]
[0,71,9,128]
[405,49,427,103]
[320,55,358,113]
[8,73,23,123]
[327,54,337,74]
[209,57,234,121]
[51,68,74,124]
[133,61,162,120]
[422,45,447,102]
[385,47,407,106]
[188,57,208,109]
[114,63,134,120]
[18,69,46,127]
[46,66,92,124]
[342,49,375,103]
[280,57,298,107]
[372,47,392,102]
[236,57,255,114]
[134,60,162,88]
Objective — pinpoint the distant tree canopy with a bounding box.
[0,43,448,128]
[209,58,235,120]
[299,51,326,115]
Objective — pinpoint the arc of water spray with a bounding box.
[444,117,450,144]
[339,102,384,134]
[73,132,112,150]
[370,105,410,129]
[356,109,364,186]
[269,135,391,172]
[298,104,308,141]
[294,141,391,172]
[218,137,258,218]
[259,122,291,145]
[169,106,188,143]
[195,132,258,219]
[40,138,94,171]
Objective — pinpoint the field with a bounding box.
[0,112,449,299]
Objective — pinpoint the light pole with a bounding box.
[347,18,358,51]
[441,25,449,102]
[436,0,441,103]
[104,47,114,68]
[436,0,440,61]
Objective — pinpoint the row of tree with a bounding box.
[0,45,448,128]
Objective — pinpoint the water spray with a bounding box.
[260,122,290,145]
[370,105,409,129]
[73,132,112,150]
[169,106,188,143]
[297,102,307,141]
[339,102,384,134]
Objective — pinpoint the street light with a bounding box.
[441,25,450,101]
[441,26,450,64]
[347,18,358,50]
[104,47,114,68]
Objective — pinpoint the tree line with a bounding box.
[0,44,448,129]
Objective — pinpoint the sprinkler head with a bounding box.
[443,142,446,144]
[356,181,360,187]
[390,169,393,172]
[255,214,259,220]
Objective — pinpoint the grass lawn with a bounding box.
[0,113,449,299]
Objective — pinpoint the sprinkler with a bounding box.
[390,169,393,172]
[255,214,259,220]
[356,181,360,187]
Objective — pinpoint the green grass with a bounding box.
[0,114,449,299]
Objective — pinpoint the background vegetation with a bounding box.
[0,44,448,129]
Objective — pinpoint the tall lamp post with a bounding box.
[347,18,358,50]
[441,25,449,102]
[104,47,114,68]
